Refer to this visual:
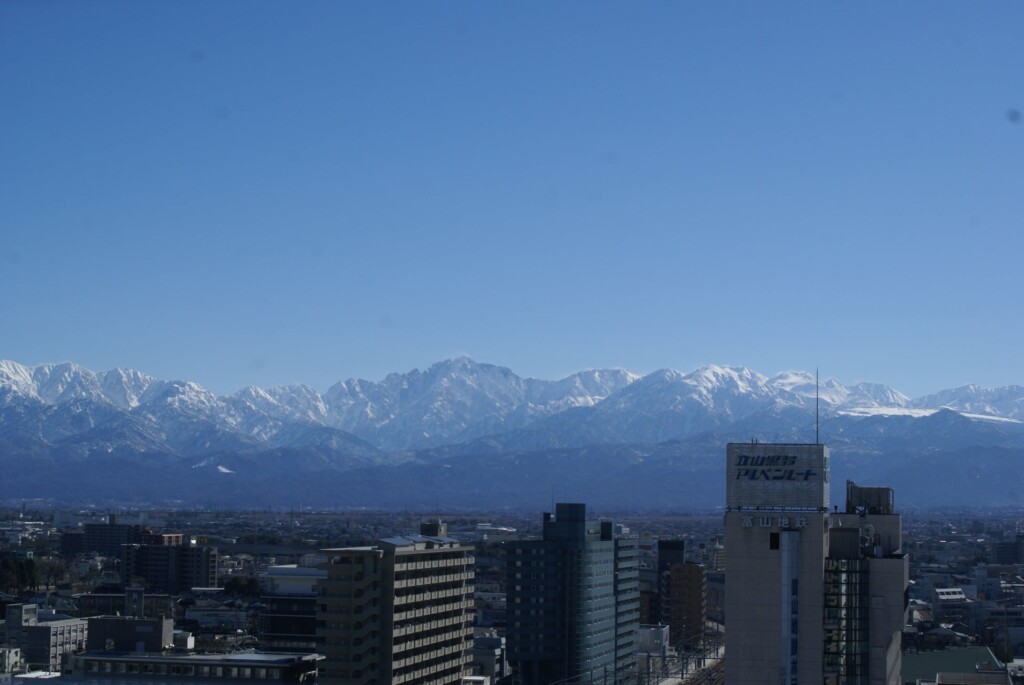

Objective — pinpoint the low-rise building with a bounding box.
[4,604,87,672]
[66,651,319,683]
[85,616,174,653]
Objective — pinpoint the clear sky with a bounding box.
[2,2,1022,397]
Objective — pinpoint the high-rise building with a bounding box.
[824,481,907,685]
[120,538,218,593]
[723,443,907,685]
[82,517,145,557]
[637,534,659,625]
[506,503,640,685]
[317,522,475,685]
[660,560,706,650]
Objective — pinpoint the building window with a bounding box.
[770,533,780,550]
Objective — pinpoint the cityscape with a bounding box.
[2,441,1024,684]
[3,2,1023,685]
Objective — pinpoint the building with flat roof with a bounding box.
[259,564,326,654]
[81,518,145,557]
[76,587,176,620]
[724,443,907,685]
[120,540,217,594]
[4,604,88,672]
[505,503,640,685]
[317,521,474,685]
[66,650,319,683]
[661,557,706,650]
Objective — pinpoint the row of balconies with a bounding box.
[393,630,470,655]
[393,599,473,622]
[393,571,473,588]
[392,613,468,637]
[395,586,471,605]
[392,658,468,685]
[391,640,466,671]
[395,583,474,599]
[394,556,472,572]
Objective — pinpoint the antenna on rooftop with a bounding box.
[816,367,820,445]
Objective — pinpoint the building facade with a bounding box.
[505,503,640,685]
[823,481,908,685]
[81,518,145,557]
[120,539,218,593]
[67,651,319,683]
[723,443,907,685]
[259,564,326,653]
[4,603,88,672]
[85,615,174,653]
[76,587,176,619]
[317,522,474,685]
[661,558,706,650]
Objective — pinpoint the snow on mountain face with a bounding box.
[845,382,911,408]
[322,358,641,450]
[912,385,1024,420]
[0,360,36,398]
[522,368,639,415]
[551,366,767,444]
[769,371,850,406]
[99,368,159,410]
[2,357,1024,455]
[264,385,330,423]
[31,363,105,404]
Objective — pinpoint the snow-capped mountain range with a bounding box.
[1,357,1022,454]
[2,357,1024,508]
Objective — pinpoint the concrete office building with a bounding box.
[259,564,326,653]
[506,503,640,685]
[4,603,88,672]
[824,481,908,685]
[76,586,176,620]
[85,615,174,653]
[317,521,475,685]
[723,443,907,685]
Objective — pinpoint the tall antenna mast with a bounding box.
[815,367,820,445]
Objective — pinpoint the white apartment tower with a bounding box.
[723,443,907,685]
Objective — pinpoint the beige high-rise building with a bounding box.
[723,443,907,685]
[317,522,474,685]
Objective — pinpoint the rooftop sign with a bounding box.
[726,443,829,511]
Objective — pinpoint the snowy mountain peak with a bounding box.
[769,371,849,406]
[98,367,158,410]
[2,357,1024,457]
[846,382,911,408]
[0,360,36,396]
[31,361,92,400]
[686,364,769,391]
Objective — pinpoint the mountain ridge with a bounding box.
[3,357,1024,508]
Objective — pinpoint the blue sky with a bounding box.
[1,2,1022,397]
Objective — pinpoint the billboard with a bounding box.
[726,443,829,511]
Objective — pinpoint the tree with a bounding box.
[223,575,261,598]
